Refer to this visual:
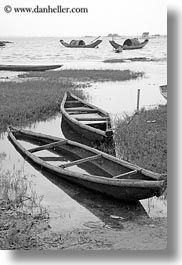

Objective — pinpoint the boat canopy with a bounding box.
[70,40,85,46]
[123,38,140,46]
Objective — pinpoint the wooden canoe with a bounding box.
[109,39,149,50]
[160,85,167,100]
[60,39,102,48]
[60,91,113,144]
[8,126,167,202]
[0,64,63,72]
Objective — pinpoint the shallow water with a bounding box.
[0,36,167,232]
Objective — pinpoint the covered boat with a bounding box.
[60,91,113,144]
[0,64,63,72]
[109,38,149,50]
[60,39,102,48]
[8,126,167,202]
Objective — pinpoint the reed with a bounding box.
[0,157,49,249]
[114,105,167,173]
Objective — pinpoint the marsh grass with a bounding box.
[0,157,50,249]
[114,105,167,173]
[0,78,76,132]
[20,69,144,82]
[0,69,144,133]
[0,167,48,218]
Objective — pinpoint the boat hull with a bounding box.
[60,39,102,48]
[0,64,63,72]
[109,39,149,50]
[8,127,167,202]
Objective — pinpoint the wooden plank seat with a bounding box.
[38,156,65,161]
[76,117,109,121]
[28,140,67,153]
[113,169,141,179]
[60,154,102,168]
[66,107,98,114]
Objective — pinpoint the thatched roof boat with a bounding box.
[60,39,102,48]
[8,126,167,202]
[109,38,149,50]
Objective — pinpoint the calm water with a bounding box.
[0,36,167,232]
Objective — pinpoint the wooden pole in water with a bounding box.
[135,89,140,125]
[136,89,140,114]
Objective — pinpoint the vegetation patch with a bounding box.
[114,105,167,173]
[0,158,50,249]
[18,69,144,82]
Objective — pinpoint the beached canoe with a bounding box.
[60,39,102,48]
[0,64,63,72]
[109,39,149,50]
[8,126,167,202]
[60,91,113,144]
[160,85,167,100]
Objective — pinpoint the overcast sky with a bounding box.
[0,0,167,37]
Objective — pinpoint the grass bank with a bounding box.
[114,105,167,174]
[0,69,144,133]
[20,69,144,82]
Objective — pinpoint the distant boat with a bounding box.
[142,32,149,39]
[109,38,149,50]
[0,42,6,47]
[60,38,102,48]
[8,126,167,202]
[159,85,167,100]
[0,64,63,72]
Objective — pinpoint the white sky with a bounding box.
[0,0,167,37]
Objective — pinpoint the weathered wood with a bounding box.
[66,101,83,104]
[38,156,65,161]
[28,140,67,153]
[60,154,102,168]
[8,126,167,202]
[76,117,109,121]
[66,107,97,113]
[113,169,138,179]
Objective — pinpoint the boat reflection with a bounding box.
[33,165,149,229]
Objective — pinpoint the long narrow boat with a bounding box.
[60,39,102,48]
[8,126,167,202]
[0,64,63,72]
[60,91,113,144]
[159,85,167,100]
[109,39,149,50]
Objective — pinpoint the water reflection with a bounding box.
[25,163,150,230]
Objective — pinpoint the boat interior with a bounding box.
[64,95,110,131]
